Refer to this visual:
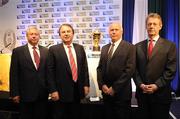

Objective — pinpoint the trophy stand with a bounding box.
[85,30,102,99]
[93,45,100,51]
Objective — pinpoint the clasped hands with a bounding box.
[140,84,158,94]
[102,85,114,96]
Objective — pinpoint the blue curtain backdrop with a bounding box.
[123,0,179,93]
[179,0,180,95]
[148,0,179,92]
[122,0,134,43]
[163,0,179,93]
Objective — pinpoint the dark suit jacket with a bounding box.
[10,44,49,102]
[97,40,136,101]
[47,43,89,102]
[134,37,177,103]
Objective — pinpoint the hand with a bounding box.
[84,86,90,96]
[12,96,20,103]
[102,85,109,94]
[140,84,148,93]
[145,84,158,94]
[108,87,115,96]
[51,91,59,101]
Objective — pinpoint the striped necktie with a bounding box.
[67,45,77,82]
[32,46,40,69]
[107,43,115,70]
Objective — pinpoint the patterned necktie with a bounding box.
[32,46,40,69]
[108,43,115,60]
[107,43,115,70]
[67,45,77,82]
[148,39,154,58]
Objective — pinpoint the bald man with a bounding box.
[97,23,136,119]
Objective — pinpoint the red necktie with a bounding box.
[67,45,77,82]
[32,46,40,69]
[148,39,154,58]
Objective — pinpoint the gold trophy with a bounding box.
[92,30,101,51]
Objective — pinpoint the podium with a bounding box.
[0,54,11,98]
[86,51,102,98]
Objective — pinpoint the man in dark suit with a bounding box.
[134,13,177,119]
[97,23,136,119]
[47,24,90,119]
[10,26,49,119]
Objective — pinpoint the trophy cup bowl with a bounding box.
[92,30,101,51]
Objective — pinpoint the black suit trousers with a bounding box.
[136,93,171,119]
[19,100,48,119]
[103,98,131,119]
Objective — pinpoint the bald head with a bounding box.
[109,23,123,43]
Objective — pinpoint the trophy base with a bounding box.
[93,46,100,51]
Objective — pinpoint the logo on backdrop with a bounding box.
[3,29,16,52]
[0,0,9,7]
[13,0,122,50]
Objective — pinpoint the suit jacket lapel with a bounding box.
[23,45,36,70]
[110,40,125,60]
[59,44,72,74]
[138,40,148,64]
[38,46,43,69]
[105,43,111,61]
[142,40,148,57]
[73,43,81,75]
[38,45,46,70]
[150,37,163,59]
[112,40,124,59]
[136,40,148,60]
[105,41,122,63]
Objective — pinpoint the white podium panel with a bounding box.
[86,51,136,98]
[86,51,102,98]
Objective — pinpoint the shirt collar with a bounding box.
[148,35,160,42]
[63,43,74,48]
[28,43,39,50]
[111,38,121,46]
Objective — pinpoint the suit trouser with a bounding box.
[136,93,171,119]
[103,99,131,119]
[19,100,48,119]
[51,82,81,119]
[51,101,81,119]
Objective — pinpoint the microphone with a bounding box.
[0,43,11,54]
[46,43,52,48]
[5,43,11,48]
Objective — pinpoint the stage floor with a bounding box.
[0,92,180,119]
